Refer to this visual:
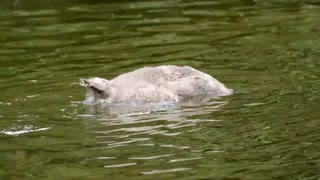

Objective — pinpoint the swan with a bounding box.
[79,65,232,104]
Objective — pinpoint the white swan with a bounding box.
[80,65,233,104]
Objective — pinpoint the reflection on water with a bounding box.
[0,0,320,179]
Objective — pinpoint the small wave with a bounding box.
[1,126,50,136]
[141,168,191,175]
[104,162,137,168]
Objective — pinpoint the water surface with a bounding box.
[1,0,320,179]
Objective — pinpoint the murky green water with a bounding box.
[1,0,320,179]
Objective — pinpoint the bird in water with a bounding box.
[79,65,233,104]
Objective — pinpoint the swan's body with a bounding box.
[80,65,232,104]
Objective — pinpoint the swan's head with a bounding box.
[80,77,111,104]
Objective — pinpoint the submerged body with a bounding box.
[80,65,233,104]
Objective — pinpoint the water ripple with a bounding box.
[1,126,50,136]
[104,162,137,168]
[129,154,174,160]
[141,168,192,175]
[168,157,204,163]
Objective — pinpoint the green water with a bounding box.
[1,0,320,179]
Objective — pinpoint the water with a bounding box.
[0,0,320,179]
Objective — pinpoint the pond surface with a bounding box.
[1,0,320,179]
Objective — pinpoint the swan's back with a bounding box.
[109,65,232,102]
[111,65,196,85]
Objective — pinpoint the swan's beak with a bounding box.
[79,78,89,87]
